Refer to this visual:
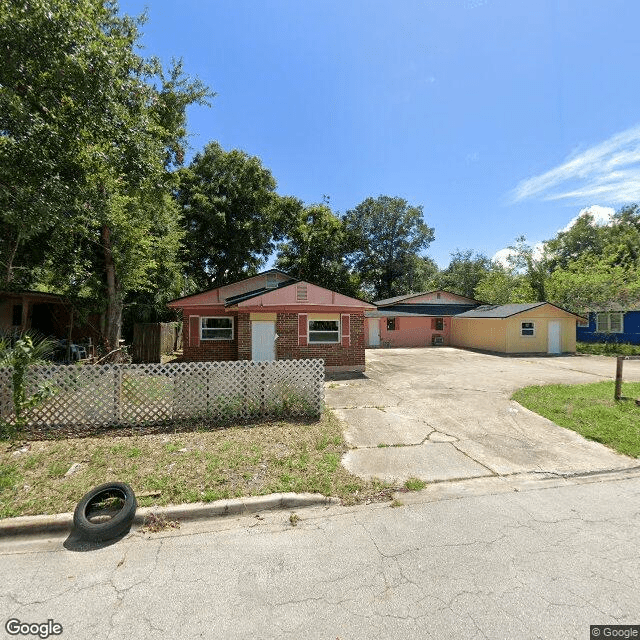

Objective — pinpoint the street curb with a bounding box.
[0,493,340,538]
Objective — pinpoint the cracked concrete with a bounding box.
[327,348,640,483]
[2,473,638,639]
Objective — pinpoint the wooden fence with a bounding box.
[132,322,182,363]
[0,359,325,430]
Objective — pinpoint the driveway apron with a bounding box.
[327,348,640,483]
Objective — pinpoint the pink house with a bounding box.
[168,270,374,372]
[365,290,482,348]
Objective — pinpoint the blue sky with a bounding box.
[119,0,640,268]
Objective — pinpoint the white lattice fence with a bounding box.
[0,359,324,430]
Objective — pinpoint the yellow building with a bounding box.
[450,303,585,354]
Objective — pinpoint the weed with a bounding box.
[404,477,427,491]
[141,513,180,534]
[390,499,404,508]
[289,512,300,526]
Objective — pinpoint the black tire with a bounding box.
[73,482,137,542]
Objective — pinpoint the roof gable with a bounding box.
[168,270,295,307]
[375,290,482,307]
[232,281,374,309]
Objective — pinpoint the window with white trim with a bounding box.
[596,312,623,333]
[521,321,535,336]
[308,319,340,343]
[201,316,234,340]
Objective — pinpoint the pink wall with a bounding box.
[366,316,452,347]
[236,281,372,309]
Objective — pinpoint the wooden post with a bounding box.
[614,355,640,401]
[615,356,624,400]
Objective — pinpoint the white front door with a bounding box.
[368,319,380,347]
[251,321,276,361]
[548,321,561,354]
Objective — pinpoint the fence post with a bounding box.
[614,356,624,401]
[114,366,122,423]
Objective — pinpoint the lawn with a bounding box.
[0,411,396,518]
[512,381,640,458]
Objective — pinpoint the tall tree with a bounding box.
[474,263,536,304]
[0,0,210,350]
[178,142,295,289]
[436,250,491,298]
[544,204,640,311]
[275,203,362,297]
[343,196,435,300]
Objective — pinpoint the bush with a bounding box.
[577,341,640,356]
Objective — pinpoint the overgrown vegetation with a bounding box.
[577,342,640,356]
[0,334,57,440]
[0,411,396,518]
[512,381,640,458]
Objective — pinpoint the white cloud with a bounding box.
[491,248,514,267]
[491,242,545,268]
[512,125,640,204]
[559,204,615,233]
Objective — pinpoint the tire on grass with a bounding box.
[73,482,137,542]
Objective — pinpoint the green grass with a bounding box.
[513,381,640,458]
[404,477,427,491]
[577,341,640,356]
[0,411,398,518]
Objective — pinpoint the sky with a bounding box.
[118,0,640,268]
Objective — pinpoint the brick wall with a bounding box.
[237,313,251,360]
[276,312,365,368]
[182,312,239,361]
[182,310,365,368]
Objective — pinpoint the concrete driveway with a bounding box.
[327,348,640,483]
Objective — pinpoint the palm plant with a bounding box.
[0,331,57,440]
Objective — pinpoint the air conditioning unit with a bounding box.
[432,335,444,345]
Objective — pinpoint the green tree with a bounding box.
[343,196,435,300]
[436,250,491,298]
[474,263,536,304]
[178,142,295,289]
[542,204,640,311]
[544,212,608,272]
[0,0,211,351]
[275,203,362,297]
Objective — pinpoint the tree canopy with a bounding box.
[1,0,211,350]
[275,203,362,298]
[178,142,297,290]
[343,196,435,300]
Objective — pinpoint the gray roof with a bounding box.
[455,302,585,319]
[454,303,547,318]
[366,303,479,318]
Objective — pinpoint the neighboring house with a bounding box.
[0,290,100,344]
[451,303,585,354]
[365,290,482,347]
[167,270,374,372]
[576,307,640,345]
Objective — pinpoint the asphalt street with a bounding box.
[1,471,639,640]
